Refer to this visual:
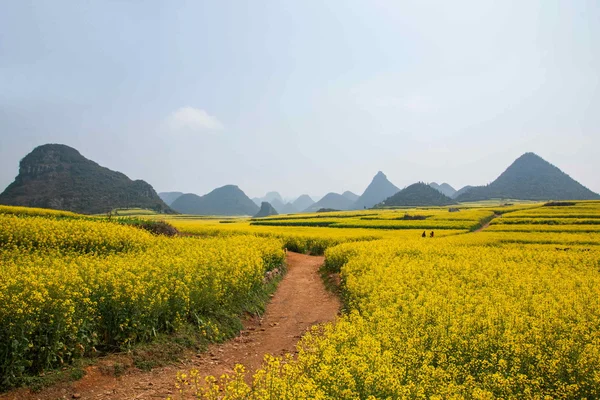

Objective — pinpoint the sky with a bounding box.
[1,0,599,200]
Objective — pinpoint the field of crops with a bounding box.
[174,201,600,399]
[0,209,285,389]
[3,201,600,398]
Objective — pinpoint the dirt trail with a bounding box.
[474,214,500,232]
[2,252,340,400]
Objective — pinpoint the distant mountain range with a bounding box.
[304,192,355,212]
[354,171,400,209]
[252,191,299,214]
[171,185,259,215]
[158,191,184,206]
[0,144,172,214]
[254,201,279,218]
[292,195,315,211]
[429,182,456,198]
[342,191,359,202]
[452,185,473,199]
[2,146,598,216]
[379,182,457,207]
[455,153,600,201]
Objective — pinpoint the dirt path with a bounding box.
[474,214,500,232]
[2,252,340,400]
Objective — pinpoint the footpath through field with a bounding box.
[474,213,500,232]
[2,252,341,400]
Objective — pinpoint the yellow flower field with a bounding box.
[0,209,285,389]
[175,201,600,399]
[3,201,600,397]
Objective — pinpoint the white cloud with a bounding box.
[166,106,224,132]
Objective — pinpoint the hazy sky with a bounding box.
[1,0,599,199]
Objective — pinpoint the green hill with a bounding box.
[456,153,600,201]
[452,185,474,199]
[353,171,400,209]
[171,185,259,215]
[378,182,457,207]
[0,144,172,214]
[254,201,279,218]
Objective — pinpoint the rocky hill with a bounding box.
[353,171,400,209]
[0,144,172,214]
[254,201,279,218]
[170,185,259,215]
[455,153,600,201]
[378,182,457,207]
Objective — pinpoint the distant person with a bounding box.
[421,231,426,238]
[430,231,434,238]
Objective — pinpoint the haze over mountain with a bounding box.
[353,171,400,210]
[252,191,284,206]
[279,202,299,214]
[342,191,360,202]
[429,183,456,198]
[304,193,354,213]
[0,144,172,214]
[158,192,184,206]
[455,153,600,201]
[292,195,315,212]
[170,185,259,215]
[379,182,457,207]
[254,201,279,218]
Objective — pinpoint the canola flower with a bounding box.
[0,210,284,389]
[175,202,600,399]
[4,202,600,397]
[0,205,79,218]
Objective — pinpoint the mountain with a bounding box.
[264,191,283,204]
[429,182,456,198]
[279,202,298,214]
[342,191,359,202]
[378,182,457,207]
[304,192,354,212]
[254,201,279,218]
[252,191,285,209]
[170,185,259,215]
[452,185,473,199]
[0,144,172,214]
[455,153,600,202]
[292,194,315,212]
[159,191,184,206]
[353,171,400,209]
[269,198,286,213]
